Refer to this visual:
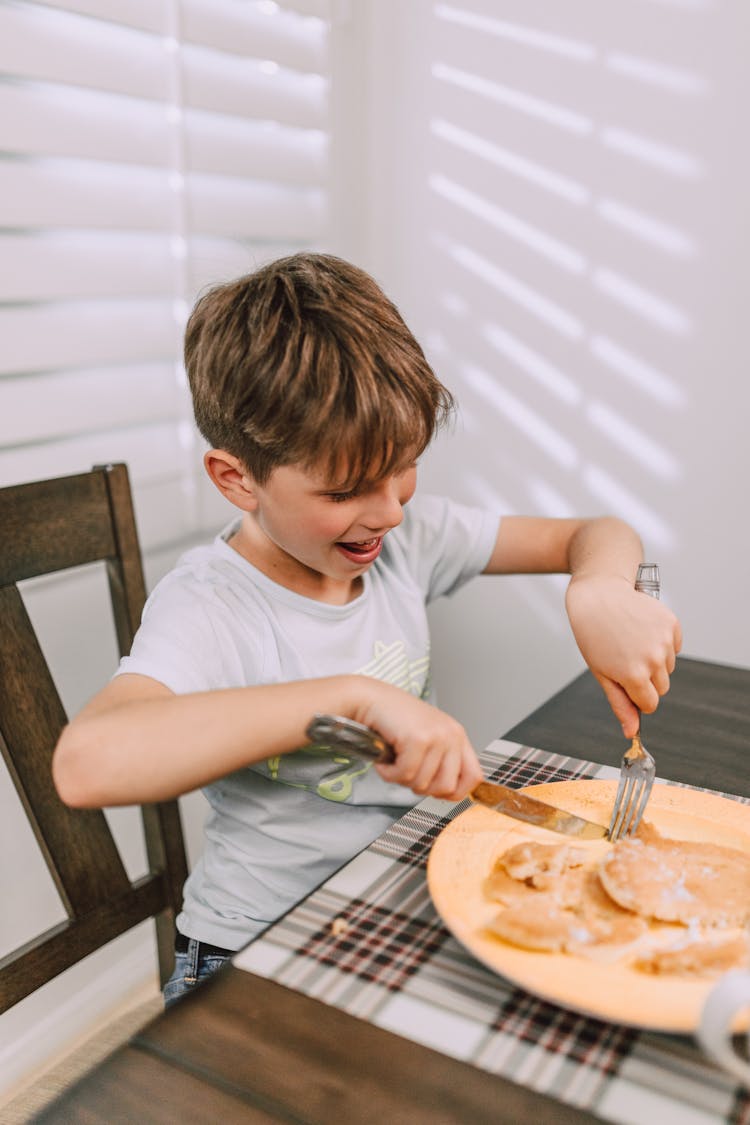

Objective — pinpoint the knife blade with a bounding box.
[470,780,607,839]
[306,715,608,839]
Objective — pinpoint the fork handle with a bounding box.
[633,564,660,738]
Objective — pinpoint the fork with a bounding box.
[607,563,660,841]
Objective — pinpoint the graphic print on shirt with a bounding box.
[254,640,430,802]
[356,640,430,698]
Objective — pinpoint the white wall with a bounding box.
[332,0,750,751]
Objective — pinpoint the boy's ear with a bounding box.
[203,450,259,511]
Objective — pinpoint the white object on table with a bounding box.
[697,968,750,1088]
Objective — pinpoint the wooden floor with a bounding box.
[0,986,163,1123]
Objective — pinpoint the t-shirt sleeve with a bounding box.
[115,570,261,694]
[393,493,500,603]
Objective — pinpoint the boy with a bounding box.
[52,253,681,1003]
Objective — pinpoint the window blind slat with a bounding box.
[0,3,170,101]
[188,177,325,239]
[0,420,183,487]
[0,301,180,376]
[182,0,327,72]
[33,0,167,35]
[185,112,326,183]
[0,158,173,230]
[280,0,330,20]
[183,47,327,128]
[0,363,181,447]
[0,77,326,165]
[1,5,328,125]
[0,80,171,164]
[0,232,174,301]
[35,0,333,42]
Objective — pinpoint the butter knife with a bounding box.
[305,715,607,839]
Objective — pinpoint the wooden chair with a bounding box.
[0,463,189,1013]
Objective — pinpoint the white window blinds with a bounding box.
[0,0,331,556]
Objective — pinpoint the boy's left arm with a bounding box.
[483,515,683,737]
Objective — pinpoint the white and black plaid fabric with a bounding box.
[235,740,750,1125]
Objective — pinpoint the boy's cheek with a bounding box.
[399,469,418,505]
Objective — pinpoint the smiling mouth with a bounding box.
[335,536,383,563]
[339,538,378,552]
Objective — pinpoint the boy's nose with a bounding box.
[362,481,404,532]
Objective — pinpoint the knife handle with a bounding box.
[305,714,397,763]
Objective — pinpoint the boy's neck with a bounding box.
[226,519,364,606]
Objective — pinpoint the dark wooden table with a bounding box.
[35,655,749,1124]
[506,655,750,798]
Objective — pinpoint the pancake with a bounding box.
[486,896,575,952]
[483,841,588,908]
[634,932,749,976]
[483,827,749,972]
[486,867,646,955]
[499,841,587,888]
[483,866,541,906]
[569,869,647,948]
[599,837,750,926]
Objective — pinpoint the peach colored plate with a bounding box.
[427,778,750,1032]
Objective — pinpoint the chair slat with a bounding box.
[0,875,167,1011]
[0,472,116,584]
[97,462,148,654]
[0,463,189,1012]
[0,586,131,915]
[141,803,190,985]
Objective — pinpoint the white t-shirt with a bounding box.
[117,493,499,949]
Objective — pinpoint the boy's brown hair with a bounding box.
[184,252,454,487]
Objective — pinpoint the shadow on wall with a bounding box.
[415,0,721,623]
[387,0,733,743]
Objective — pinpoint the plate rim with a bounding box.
[427,778,750,1032]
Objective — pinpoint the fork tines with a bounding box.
[607,741,656,841]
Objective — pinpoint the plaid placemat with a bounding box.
[234,740,750,1125]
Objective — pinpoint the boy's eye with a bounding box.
[326,490,358,503]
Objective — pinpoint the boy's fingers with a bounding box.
[375,736,480,802]
[374,760,401,784]
[424,755,462,799]
[674,620,683,653]
[374,742,442,792]
[634,676,661,713]
[410,748,444,794]
[651,665,671,697]
[595,674,640,738]
[455,752,483,799]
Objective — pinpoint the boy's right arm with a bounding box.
[52,673,483,808]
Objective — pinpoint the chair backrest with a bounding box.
[0,463,189,1012]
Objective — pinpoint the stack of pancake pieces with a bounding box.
[483,822,750,976]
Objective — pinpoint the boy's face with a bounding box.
[240,459,417,597]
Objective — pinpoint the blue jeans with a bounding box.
[163,938,231,1007]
